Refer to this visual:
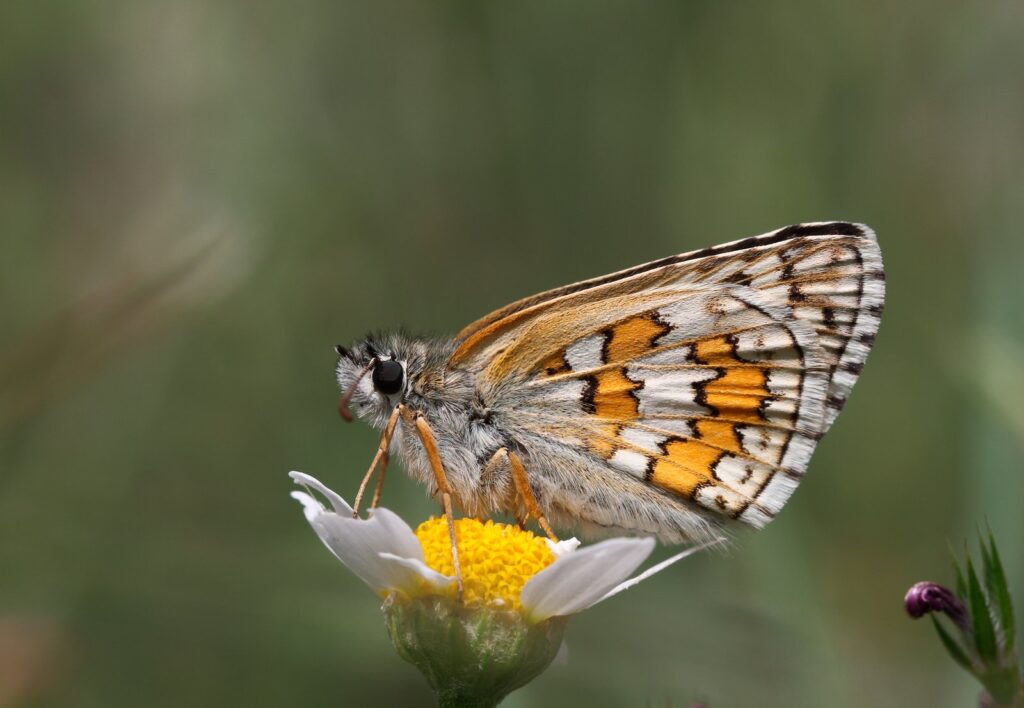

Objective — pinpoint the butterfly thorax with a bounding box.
[336,332,513,515]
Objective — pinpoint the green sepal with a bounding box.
[383,594,568,708]
[967,555,999,664]
[931,615,975,675]
[982,528,1016,656]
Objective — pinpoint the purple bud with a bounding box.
[905,581,969,631]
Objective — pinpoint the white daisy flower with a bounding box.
[289,470,720,622]
[289,470,721,706]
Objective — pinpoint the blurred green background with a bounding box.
[2,2,1023,706]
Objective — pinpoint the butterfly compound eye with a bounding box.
[372,360,404,395]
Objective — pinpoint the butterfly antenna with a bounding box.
[338,357,377,422]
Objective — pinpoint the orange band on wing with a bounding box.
[648,335,772,499]
[649,439,720,496]
[538,351,571,377]
[586,313,669,422]
[693,336,769,425]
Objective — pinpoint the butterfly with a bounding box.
[333,222,884,584]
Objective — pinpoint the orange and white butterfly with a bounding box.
[334,222,884,548]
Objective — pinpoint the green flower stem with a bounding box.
[980,684,1024,708]
[383,594,567,707]
[979,668,1024,708]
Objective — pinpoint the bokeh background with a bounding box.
[2,2,1023,706]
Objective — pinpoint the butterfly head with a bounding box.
[334,338,411,425]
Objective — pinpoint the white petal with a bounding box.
[289,471,353,515]
[361,507,425,561]
[598,537,725,603]
[289,475,427,595]
[291,490,326,524]
[378,553,455,591]
[521,537,655,622]
[545,537,581,558]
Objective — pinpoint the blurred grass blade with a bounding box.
[931,616,975,674]
[983,529,1015,654]
[967,556,998,663]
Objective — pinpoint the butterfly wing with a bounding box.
[453,221,884,431]
[449,223,884,535]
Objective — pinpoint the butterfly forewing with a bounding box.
[449,222,883,530]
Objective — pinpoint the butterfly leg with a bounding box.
[480,447,529,528]
[412,411,464,598]
[369,450,388,509]
[352,404,401,517]
[507,451,559,542]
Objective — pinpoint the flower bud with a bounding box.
[905,581,969,631]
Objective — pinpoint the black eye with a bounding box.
[372,360,404,395]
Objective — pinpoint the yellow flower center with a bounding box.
[415,518,556,610]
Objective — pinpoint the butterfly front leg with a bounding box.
[480,447,559,542]
[351,404,401,517]
[409,409,465,599]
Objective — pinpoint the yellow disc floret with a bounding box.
[415,518,555,610]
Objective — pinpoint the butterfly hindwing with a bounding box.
[511,287,828,526]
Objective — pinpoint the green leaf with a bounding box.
[967,555,999,664]
[931,615,975,675]
[983,528,1016,654]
